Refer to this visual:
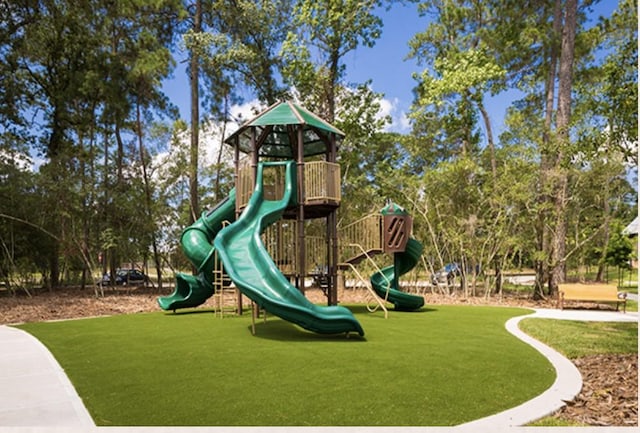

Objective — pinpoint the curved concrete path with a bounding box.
[0,308,637,429]
[459,308,638,429]
[0,325,94,427]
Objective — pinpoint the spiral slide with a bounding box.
[370,237,425,311]
[214,161,364,336]
[157,189,237,311]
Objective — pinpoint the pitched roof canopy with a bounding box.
[224,101,345,158]
[622,216,639,236]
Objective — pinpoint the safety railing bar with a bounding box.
[342,262,387,319]
[345,242,392,300]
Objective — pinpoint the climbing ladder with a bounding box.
[212,222,238,317]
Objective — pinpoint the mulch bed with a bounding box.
[557,354,638,426]
[0,285,637,427]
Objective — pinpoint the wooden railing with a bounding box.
[261,220,297,275]
[306,236,330,273]
[262,229,335,276]
[237,163,254,212]
[338,214,383,263]
[237,161,341,209]
[305,161,341,203]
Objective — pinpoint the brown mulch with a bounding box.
[557,354,638,426]
[0,285,637,427]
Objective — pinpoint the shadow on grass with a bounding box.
[162,309,217,316]
[249,320,367,342]
[343,304,438,315]
[249,305,437,342]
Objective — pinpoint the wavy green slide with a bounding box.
[370,237,425,311]
[214,161,364,336]
[157,189,237,311]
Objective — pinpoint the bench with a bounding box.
[557,283,627,313]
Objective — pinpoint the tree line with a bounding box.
[0,0,636,298]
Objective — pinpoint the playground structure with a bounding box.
[158,102,424,335]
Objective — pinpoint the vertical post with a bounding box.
[233,136,243,315]
[233,137,240,215]
[251,127,259,181]
[328,133,339,306]
[325,213,331,304]
[296,126,305,293]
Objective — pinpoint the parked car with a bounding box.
[430,263,460,285]
[101,269,148,286]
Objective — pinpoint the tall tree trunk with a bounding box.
[115,124,125,186]
[478,99,496,179]
[596,126,613,281]
[214,94,230,199]
[189,0,202,226]
[136,101,162,291]
[102,127,109,277]
[595,186,612,282]
[534,0,563,300]
[327,48,339,123]
[549,0,578,295]
[79,127,89,291]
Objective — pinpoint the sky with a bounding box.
[161,0,621,137]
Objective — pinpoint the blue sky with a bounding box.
[162,1,621,135]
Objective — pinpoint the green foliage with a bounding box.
[0,0,184,287]
[416,48,506,107]
[281,0,389,119]
[605,224,634,268]
[0,0,636,298]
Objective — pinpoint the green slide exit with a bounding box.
[370,237,425,311]
[214,161,364,336]
[157,189,236,311]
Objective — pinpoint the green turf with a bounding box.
[519,319,638,359]
[16,305,554,426]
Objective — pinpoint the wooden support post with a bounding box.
[328,133,339,306]
[296,125,305,293]
[233,137,244,316]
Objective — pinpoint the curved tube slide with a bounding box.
[214,161,364,336]
[370,237,425,311]
[157,189,237,311]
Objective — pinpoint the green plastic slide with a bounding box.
[157,189,237,311]
[370,237,425,311]
[214,161,364,336]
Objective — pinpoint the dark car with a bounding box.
[101,269,148,286]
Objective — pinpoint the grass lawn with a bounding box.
[16,305,554,426]
[518,319,638,359]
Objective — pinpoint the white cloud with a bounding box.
[156,96,412,181]
[228,100,266,125]
[378,97,411,133]
[0,148,36,172]
[153,99,267,182]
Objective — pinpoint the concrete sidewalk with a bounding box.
[0,307,637,429]
[0,325,94,428]
[459,308,638,429]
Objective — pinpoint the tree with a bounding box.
[281,0,390,121]
[207,0,291,105]
[0,0,182,289]
[188,0,203,226]
[409,0,507,175]
[605,222,634,286]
